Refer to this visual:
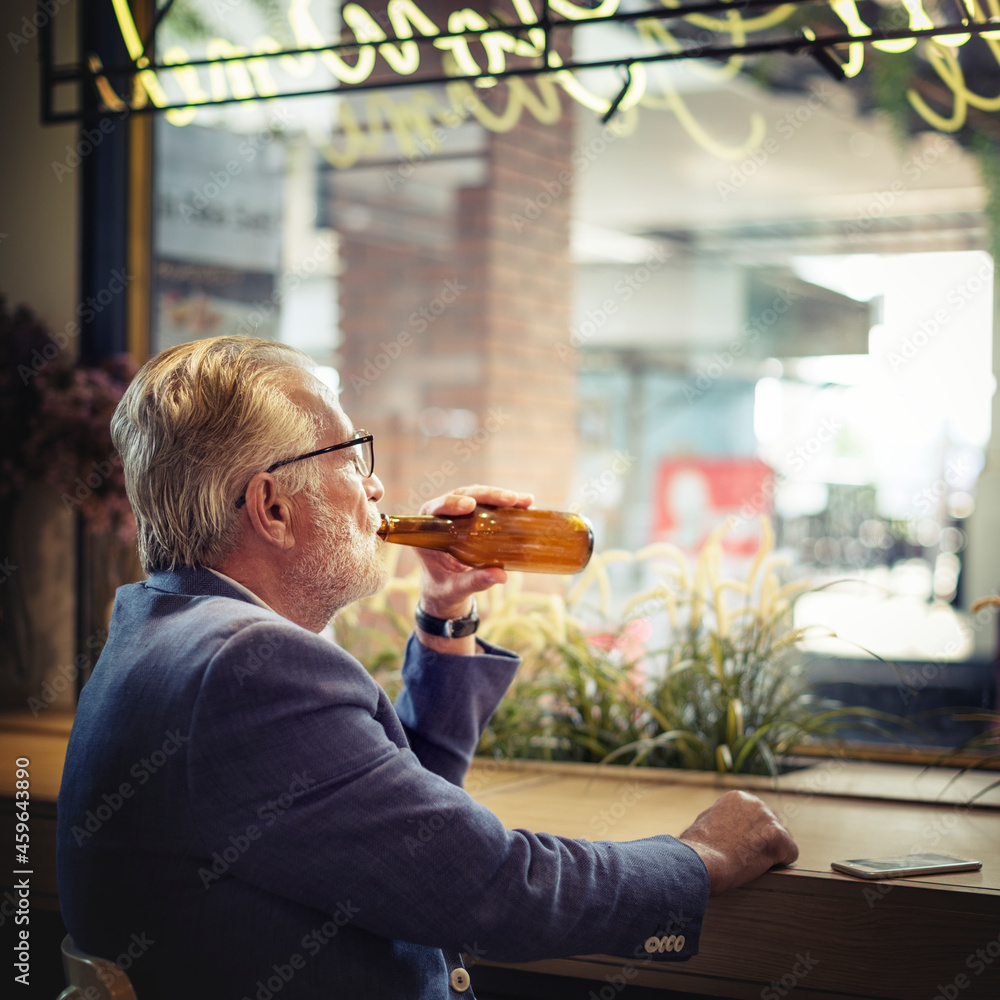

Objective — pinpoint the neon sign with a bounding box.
[105,0,1000,165]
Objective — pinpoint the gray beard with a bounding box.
[287,493,388,631]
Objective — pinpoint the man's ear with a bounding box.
[242,473,297,550]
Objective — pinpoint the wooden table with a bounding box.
[0,711,73,911]
[465,759,1000,1000]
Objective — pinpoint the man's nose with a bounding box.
[366,472,385,503]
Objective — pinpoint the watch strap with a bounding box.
[415,599,479,638]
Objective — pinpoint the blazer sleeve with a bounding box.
[188,621,711,965]
[393,633,520,785]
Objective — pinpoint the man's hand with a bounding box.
[678,790,798,895]
[414,486,533,652]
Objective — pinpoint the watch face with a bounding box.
[446,616,479,638]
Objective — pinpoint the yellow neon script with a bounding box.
[107,0,1000,159]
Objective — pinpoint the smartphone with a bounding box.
[831,853,982,879]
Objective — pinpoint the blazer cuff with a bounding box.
[395,634,520,782]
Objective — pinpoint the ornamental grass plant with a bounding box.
[599,519,868,774]
[925,595,1000,802]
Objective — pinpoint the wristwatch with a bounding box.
[415,599,479,638]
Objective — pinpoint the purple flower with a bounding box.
[0,295,137,539]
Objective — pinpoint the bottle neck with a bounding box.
[377,513,455,552]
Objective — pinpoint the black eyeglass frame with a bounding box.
[235,431,374,509]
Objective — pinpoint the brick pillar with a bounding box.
[476,112,576,499]
[337,13,576,512]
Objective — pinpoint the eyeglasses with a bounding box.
[235,430,374,509]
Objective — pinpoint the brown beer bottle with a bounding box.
[377,505,594,574]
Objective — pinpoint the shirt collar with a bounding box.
[205,567,276,613]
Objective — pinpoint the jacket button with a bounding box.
[449,967,471,992]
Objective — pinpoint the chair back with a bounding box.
[60,935,138,1000]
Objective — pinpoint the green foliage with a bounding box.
[159,0,291,44]
[478,617,649,763]
[868,47,918,146]
[158,0,213,43]
[604,598,851,775]
[972,135,1000,266]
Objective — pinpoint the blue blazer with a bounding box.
[57,568,709,999]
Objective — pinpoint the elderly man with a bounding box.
[57,336,796,1000]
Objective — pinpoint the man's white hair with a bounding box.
[111,336,324,572]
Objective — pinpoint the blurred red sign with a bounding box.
[652,458,773,556]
